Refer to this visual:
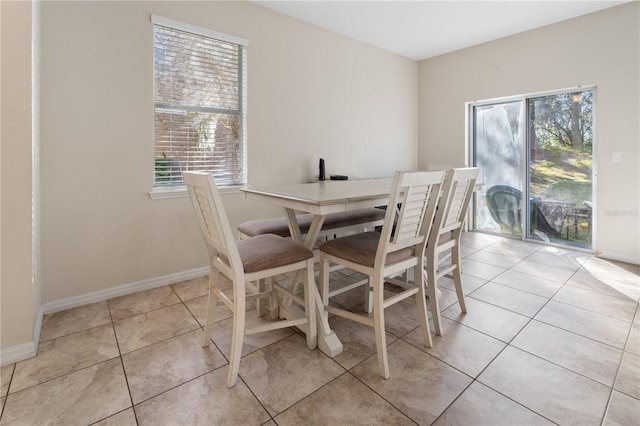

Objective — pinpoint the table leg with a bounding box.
[281,208,343,357]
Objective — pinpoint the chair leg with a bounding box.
[414,265,433,348]
[304,259,317,349]
[269,277,279,320]
[227,281,246,388]
[451,243,466,313]
[319,257,330,308]
[373,275,390,379]
[426,260,443,336]
[364,277,373,314]
[257,278,266,317]
[201,268,220,347]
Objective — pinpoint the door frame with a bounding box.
[466,85,597,250]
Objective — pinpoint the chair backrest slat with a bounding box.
[430,167,479,244]
[378,170,444,264]
[184,172,243,277]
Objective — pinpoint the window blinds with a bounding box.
[152,15,248,189]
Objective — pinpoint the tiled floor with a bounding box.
[1,232,639,425]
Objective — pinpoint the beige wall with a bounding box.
[1,0,40,354]
[38,0,417,305]
[418,2,639,262]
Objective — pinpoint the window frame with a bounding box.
[149,15,248,199]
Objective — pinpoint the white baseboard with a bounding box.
[595,250,640,265]
[2,267,208,366]
[42,266,209,315]
[0,306,43,367]
[1,341,38,367]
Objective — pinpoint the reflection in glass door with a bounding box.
[472,101,524,236]
[471,90,594,250]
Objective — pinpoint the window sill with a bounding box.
[148,185,244,200]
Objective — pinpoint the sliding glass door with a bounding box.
[471,89,594,249]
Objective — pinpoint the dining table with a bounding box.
[241,178,395,357]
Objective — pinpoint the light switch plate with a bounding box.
[612,151,622,162]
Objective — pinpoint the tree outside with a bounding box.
[153,24,245,188]
[529,90,593,245]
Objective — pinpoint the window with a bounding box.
[151,15,248,194]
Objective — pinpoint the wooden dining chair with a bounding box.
[318,170,444,379]
[425,167,479,336]
[183,171,317,388]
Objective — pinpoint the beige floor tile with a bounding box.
[1,358,130,426]
[465,250,523,269]
[469,282,548,317]
[122,329,227,404]
[10,324,119,393]
[380,291,427,338]
[352,339,472,425]
[552,285,638,322]
[326,272,370,310]
[566,269,640,302]
[239,334,344,416]
[328,315,398,370]
[535,300,632,349]
[527,248,589,271]
[210,308,296,359]
[437,274,487,295]
[614,352,640,400]
[442,297,530,343]
[460,259,506,281]
[480,238,541,258]
[603,391,640,426]
[492,269,564,298]
[1,364,14,397]
[93,408,137,426]
[512,320,623,386]
[479,346,610,425]
[170,274,210,301]
[113,303,200,354]
[183,294,233,327]
[40,301,111,342]
[433,381,554,426]
[460,232,501,248]
[134,368,270,426]
[431,287,463,313]
[275,372,414,425]
[510,260,575,283]
[403,317,506,378]
[627,323,640,356]
[459,244,480,258]
[108,286,181,322]
[581,257,640,285]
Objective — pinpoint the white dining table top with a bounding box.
[241,178,395,214]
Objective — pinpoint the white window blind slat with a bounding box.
[152,16,247,190]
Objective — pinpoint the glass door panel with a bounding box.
[472,101,524,236]
[527,91,593,248]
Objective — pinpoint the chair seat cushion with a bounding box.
[319,232,414,267]
[236,234,313,273]
[238,208,386,238]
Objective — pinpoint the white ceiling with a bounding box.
[251,1,632,60]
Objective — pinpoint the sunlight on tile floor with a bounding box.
[1,233,639,425]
